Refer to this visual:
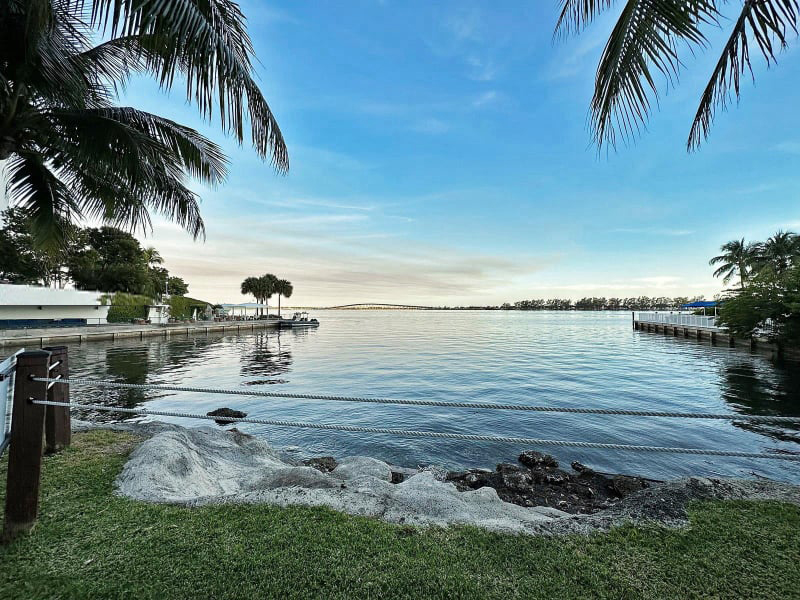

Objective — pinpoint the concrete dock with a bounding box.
[632,317,740,347]
[0,319,280,348]
[631,312,796,361]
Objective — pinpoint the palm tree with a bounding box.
[257,274,278,317]
[241,274,277,317]
[143,247,163,268]
[1,0,288,248]
[240,276,259,316]
[761,230,799,274]
[555,1,799,151]
[709,238,759,288]
[275,279,293,317]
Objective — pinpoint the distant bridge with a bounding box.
[325,303,436,310]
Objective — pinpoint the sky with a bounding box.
[33,2,800,305]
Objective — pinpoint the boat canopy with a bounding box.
[681,301,718,308]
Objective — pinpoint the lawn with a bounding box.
[1,430,798,599]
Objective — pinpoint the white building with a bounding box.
[0,283,111,328]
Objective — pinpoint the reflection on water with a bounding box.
[7,311,800,482]
[723,363,800,443]
[240,331,293,385]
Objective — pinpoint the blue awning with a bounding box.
[681,301,718,308]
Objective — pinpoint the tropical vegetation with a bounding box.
[499,297,704,311]
[0,0,287,248]
[556,1,800,150]
[240,274,291,316]
[0,207,188,299]
[710,231,800,290]
[275,278,293,316]
[712,231,800,350]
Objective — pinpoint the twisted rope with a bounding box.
[31,400,800,461]
[31,377,800,423]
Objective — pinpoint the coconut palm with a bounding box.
[760,230,799,274]
[143,246,163,268]
[1,0,288,248]
[275,279,293,317]
[555,1,799,150]
[709,238,760,288]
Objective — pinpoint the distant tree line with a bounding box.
[506,297,705,311]
[0,207,188,299]
[438,297,705,311]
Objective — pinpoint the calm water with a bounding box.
[14,310,800,481]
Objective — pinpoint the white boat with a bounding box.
[278,311,320,328]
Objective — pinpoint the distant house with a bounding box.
[0,283,111,329]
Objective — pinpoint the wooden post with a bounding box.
[43,346,70,453]
[3,350,51,541]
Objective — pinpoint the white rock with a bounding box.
[331,456,393,482]
[115,425,568,533]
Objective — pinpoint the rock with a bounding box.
[611,475,648,498]
[206,407,247,425]
[116,426,568,534]
[518,451,559,469]
[391,471,406,484]
[570,461,594,475]
[497,463,533,490]
[250,467,338,490]
[332,456,393,482]
[303,456,338,473]
[543,473,567,485]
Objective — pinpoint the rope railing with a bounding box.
[29,399,800,461]
[30,377,800,423]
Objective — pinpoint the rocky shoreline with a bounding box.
[75,420,800,534]
[303,450,653,515]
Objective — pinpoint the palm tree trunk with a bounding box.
[278,294,281,318]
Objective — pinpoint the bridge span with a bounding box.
[324,303,436,310]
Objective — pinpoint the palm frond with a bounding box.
[4,152,81,249]
[555,0,618,37]
[36,107,211,239]
[688,0,800,150]
[87,0,288,171]
[590,0,717,149]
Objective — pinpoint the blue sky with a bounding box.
[122,1,800,305]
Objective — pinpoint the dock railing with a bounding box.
[636,312,723,331]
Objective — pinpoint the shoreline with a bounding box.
[0,319,279,347]
[76,420,800,536]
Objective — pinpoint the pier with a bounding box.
[0,319,280,348]
[633,311,742,348]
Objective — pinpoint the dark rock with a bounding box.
[496,463,533,490]
[518,451,559,469]
[611,475,649,498]
[206,407,247,425]
[543,472,567,485]
[390,471,406,484]
[445,457,650,515]
[303,456,338,473]
[571,461,594,475]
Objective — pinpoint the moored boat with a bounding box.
[278,311,320,328]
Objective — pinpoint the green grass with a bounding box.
[1,431,799,599]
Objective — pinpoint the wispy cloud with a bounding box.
[466,55,497,81]
[472,90,499,108]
